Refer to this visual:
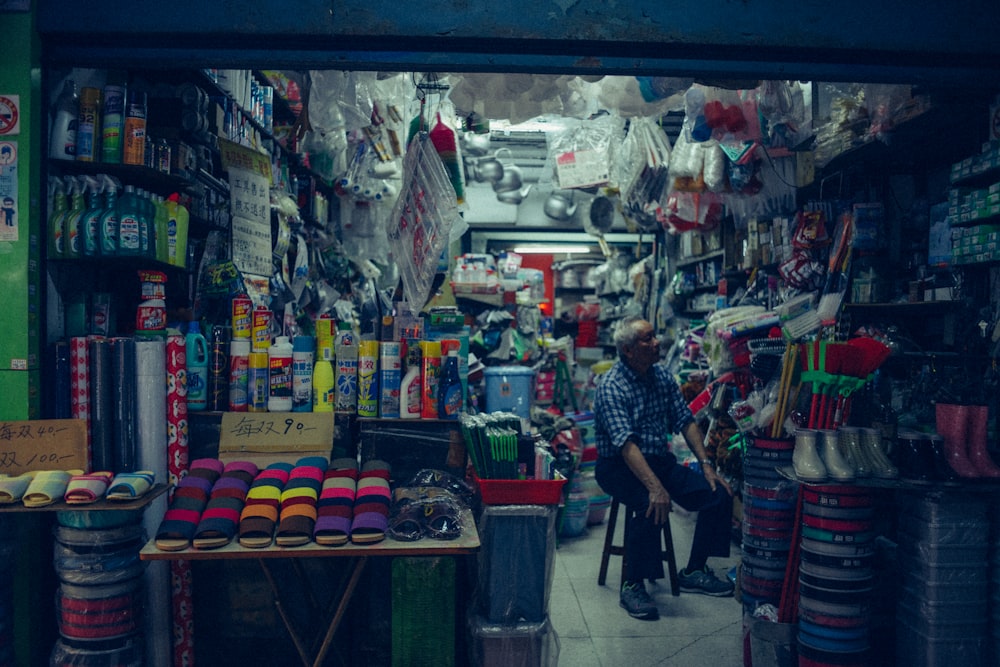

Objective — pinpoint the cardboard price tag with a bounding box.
[218,412,334,466]
[0,419,88,474]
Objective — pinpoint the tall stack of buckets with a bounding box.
[740,435,798,664]
[797,484,876,667]
[895,493,990,666]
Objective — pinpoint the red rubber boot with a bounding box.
[966,405,1000,478]
[935,403,980,478]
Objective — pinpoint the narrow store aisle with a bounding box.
[551,507,744,667]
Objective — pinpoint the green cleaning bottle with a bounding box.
[117,184,142,256]
[47,177,67,259]
[98,175,120,256]
[81,176,103,257]
[63,176,86,259]
[136,188,155,259]
[154,194,169,264]
[165,193,189,268]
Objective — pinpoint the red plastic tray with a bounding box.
[475,475,566,505]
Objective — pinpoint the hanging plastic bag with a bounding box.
[387,133,461,310]
[620,117,672,230]
[549,113,625,190]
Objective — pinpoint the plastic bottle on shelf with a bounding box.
[47,177,67,259]
[75,86,102,163]
[186,321,209,412]
[248,351,269,412]
[228,338,250,412]
[438,345,463,419]
[165,193,189,267]
[267,335,294,412]
[356,339,379,417]
[98,175,120,257]
[80,176,103,257]
[49,79,78,160]
[153,194,169,264]
[101,74,126,164]
[399,364,422,419]
[208,325,229,412]
[62,177,85,259]
[419,340,441,419]
[122,89,147,166]
[292,335,314,412]
[136,188,154,259]
[312,356,334,413]
[116,184,141,256]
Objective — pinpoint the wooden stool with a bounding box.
[598,496,680,596]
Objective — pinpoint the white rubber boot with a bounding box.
[793,428,827,482]
[837,426,871,478]
[859,427,898,479]
[819,429,855,481]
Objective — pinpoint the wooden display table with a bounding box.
[140,508,480,667]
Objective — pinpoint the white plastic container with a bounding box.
[267,336,293,412]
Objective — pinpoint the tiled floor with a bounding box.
[550,506,745,666]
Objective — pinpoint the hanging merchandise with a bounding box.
[619,117,672,231]
[550,113,624,190]
[387,132,461,311]
[429,113,466,206]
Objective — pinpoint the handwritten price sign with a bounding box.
[218,412,334,466]
[0,419,88,474]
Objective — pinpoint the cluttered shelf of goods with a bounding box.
[4,55,996,667]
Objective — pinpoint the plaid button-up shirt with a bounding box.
[594,360,694,459]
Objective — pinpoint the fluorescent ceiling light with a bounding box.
[512,245,595,254]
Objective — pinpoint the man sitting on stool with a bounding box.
[594,316,734,620]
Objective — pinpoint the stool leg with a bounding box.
[661,516,680,597]
[598,498,620,586]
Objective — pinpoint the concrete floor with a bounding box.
[550,507,746,667]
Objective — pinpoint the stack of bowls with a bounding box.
[49,511,146,667]
[741,436,798,613]
[797,484,876,667]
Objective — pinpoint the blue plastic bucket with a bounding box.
[483,366,535,419]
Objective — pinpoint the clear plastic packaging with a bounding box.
[467,613,559,667]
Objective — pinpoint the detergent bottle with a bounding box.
[81,176,103,257]
[185,320,209,411]
[63,177,86,259]
[47,177,67,259]
[116,184,142,256]
[98,176,120,256]
[165,193,189,267]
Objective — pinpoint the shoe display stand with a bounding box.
[139,507,481,667]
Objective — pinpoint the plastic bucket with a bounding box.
[484,366,535,419]
[749,618,797,667]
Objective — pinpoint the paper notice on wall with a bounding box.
[0,140,17,242]
[231,216,272,277]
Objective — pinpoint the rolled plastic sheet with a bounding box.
[111,337,137,473]
[70,336,91,460]
[165,331,189,487]
[88,337,113,472]
[49,340,72,419]
[165,329,194,666]
[135,337,171,667]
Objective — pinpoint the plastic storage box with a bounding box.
[467,614,558,667]
[475,504,557,623]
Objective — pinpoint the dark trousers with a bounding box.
[595,453,732,582]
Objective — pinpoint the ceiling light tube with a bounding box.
[512,245,594,254]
